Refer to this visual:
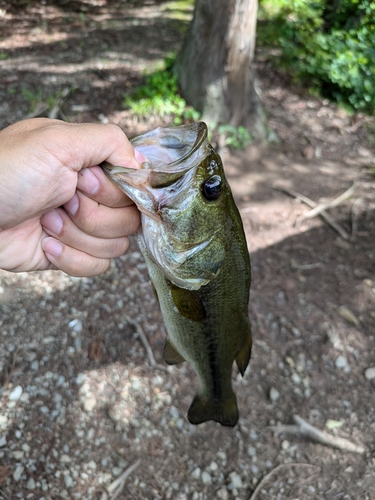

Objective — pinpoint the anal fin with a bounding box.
[163,339,185,365]
[235,320,252,376]
[188,393,239,427]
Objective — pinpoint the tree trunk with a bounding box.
[175,0,264,138]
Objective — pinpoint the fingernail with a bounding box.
[134,148,149,166]
[64,193,79,216]
[42,238,63,258]
[78,168,100,195]
[41,210,63,235]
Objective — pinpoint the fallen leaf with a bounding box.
[338,306,360,326]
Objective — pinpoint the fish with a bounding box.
[102,122,251,427]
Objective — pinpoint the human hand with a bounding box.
[0,118,145,276]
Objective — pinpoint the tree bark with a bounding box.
[175,0,264,137]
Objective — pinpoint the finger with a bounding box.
[41,208,130,259]
[9,119,148,168]
[63,191,141,238]
[42,237,112,277]
[77,166,134,208]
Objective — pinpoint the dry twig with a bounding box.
[0,466,12,485]
[350,197,364,237]
[123,314,168,372]
[88,332,104,362]
[103,459,141,500]
[273,184,350,239]
[299,183,357,220]
[249,462,320,500]
[48,87,71,119]
[270,415,365,454]
[0,348,20,389]
[25,102,49,118]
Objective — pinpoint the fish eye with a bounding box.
[201,175,222,201]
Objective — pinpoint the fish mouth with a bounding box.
[131,121,209,176]
[102,122,210,217]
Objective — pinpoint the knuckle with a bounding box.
[107,123,127,145]
[111,237,130,258]
[70,254,110,277]
[80,210,100,236]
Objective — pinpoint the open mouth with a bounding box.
[131,122,209,172]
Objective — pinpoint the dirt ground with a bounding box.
[1,1,375,499]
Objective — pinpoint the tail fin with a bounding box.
[187,393,239,427]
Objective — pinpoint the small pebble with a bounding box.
[9,385,23,401]
[131,377,142,391]
[228,471,243,489]
[247,446,256,457]
[69,318,83,332]
[281,440,290,450]
[13,465,24,481]
[291,372,301,384]
[83,396,97,412]
[191,467,201,479]
[26,477,36,490]
[251,464,259,474]
[112,467,123,477]
[269,387,280,402]
[169,406,179,419]
[201,471,212,485]
[209,461,218,472]
[335,355,350,372]
[365,367,375,381]
[217,488,229,500]
[43,336,55,344]
[64,473,74,488]
[30,360,39,371]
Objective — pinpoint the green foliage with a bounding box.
[217,124,253,149]
[22,88,43,110]
[21,87,75,114]
[258,0,375,114]
[124,54,200,124]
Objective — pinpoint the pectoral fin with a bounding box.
[169,283,206,322]
[188,392,239,427]
[235,320,252,376]
[163,339,185,365]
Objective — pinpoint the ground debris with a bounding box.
[270,415,366,454]
[273,184,351,239]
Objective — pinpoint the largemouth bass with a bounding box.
[102,122,251,427]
